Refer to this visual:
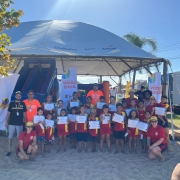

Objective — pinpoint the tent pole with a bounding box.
[162,60,168,95]
[100,75,102,83]
[132,70,136,89]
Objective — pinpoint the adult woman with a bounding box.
[16,122,38,162]
[143,90,152,108]
[147,116,167,162]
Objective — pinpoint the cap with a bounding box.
[93,83,98,86]
[102,104,109,109]
[150,116,158,122]
[26,122,34,127]
[162,95,168,99]
[15,91,22,95]
[150,96,156,100]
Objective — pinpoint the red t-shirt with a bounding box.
[138,109,146,122]
[89,117,99,137]
[158,102,170,111]
[146,103,158,117]
[17,130,36,150]
[113,112,126,131]
[87,90,104,106]
[45,127,53,140]
[126,97,138,108]
[35,124,45,136]
[77,114,88,133]
[147,125,166,144]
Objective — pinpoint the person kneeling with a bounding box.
[16,122,38,162]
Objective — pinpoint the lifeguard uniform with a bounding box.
[125,98,138,108]
[146,103,158,117]
[45,126,54,144]
[43,103,55,117]
[57,116,69,136]
[113,111,126,139]
[138,109,145,122]
[69,114,77,138]
[35,117,45,142]
[128,118,139,138]
[89,117,99,142]
[100,114,112,135]
[147,125,167,152]
[76,114,88,142]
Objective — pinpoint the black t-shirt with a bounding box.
[8,101,27,126]
[135,90,145,100]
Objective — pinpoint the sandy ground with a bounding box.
[0,136,179,180]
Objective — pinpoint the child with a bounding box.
[109,96,116,115]
[122,100,127,112]
[99,104,112,152]
[76,105,88,153]
[85,96,95,115]
[68,107,77,149]
[140,111,151,153]
[89,109,99,152]
[34,107,45,156]
[112,103,126,154]
[126,99,137,117]
[97,96,106,117]
[128,110,139,153]
[137,100,145,122]
[57,109,69,152]
[158,95,170,152]
[146,96,158,117]
[45,113,54,153]
[43,95,55,117]
[56,100,65,116]
[68,92,81,111]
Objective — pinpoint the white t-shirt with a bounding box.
[110,89,116,96]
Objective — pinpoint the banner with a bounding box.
[0,73,19,130]
[61,68,77,107]
[148,72,162,103]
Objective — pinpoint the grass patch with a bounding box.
[167,114,180,129]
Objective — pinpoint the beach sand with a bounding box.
[0,136,179,180]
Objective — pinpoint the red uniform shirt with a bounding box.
[113,112,126,131]
[146,103,158,116]
[138,109,146,122]
[126,98,138,108]
[45,127,54,140]
[89,117,99,137]
[69,114,77,134]
[147,125,166,144]
[35,124,45,137]
[77,114,88,133]
[17,130,36,150]
[158,102,170,111]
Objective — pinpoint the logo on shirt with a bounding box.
[155,132,158,136]
[0,98,9,109]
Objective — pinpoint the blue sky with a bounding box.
[11,0,180,85]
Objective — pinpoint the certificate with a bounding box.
[57,116,68,124]
[57,108,62,115]
[45,119,54,127]
[155,107,166,116]
[102,116,110,124]
[109,104,116,112]
[70,101,79,107]
[112,113,124,123]
[128,119,139,128]
[85,108,91,115]
[33,115,45,124]
[44,103,54,110]
[76,115,87,123]
[68,114,77,122]
[97,102,106,109]
[137,122,148,132]
[89,121,100,129]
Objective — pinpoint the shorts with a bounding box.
[69,133,77,139]
[151,142,167,153]
[114,130,125,140]
[8,125,23,138]
[16,148,29,156]
[44,140,53,145]
[37,136,45,142]
[142,138,147,143]
[158,116,169,128]
[89,135,98,142]
[76,132,88,142]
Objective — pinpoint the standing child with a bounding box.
[42,95,55,117]
[89,109,99,152]
[128,110,139,153]
[137,101,145,122]
[85,96,95,115]
[100,105,112,152]
[126,99,137,117]
[122,100,127,112]
[97,96,106,117]
[57,109,69,152]
[45,113,54,153]
[68,107,77,149]
[146,96,158,117]
[56,100,66,116]
[112,103,126,154]
[76,105,88,153]
[34,107,45,156]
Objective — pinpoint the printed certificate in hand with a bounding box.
[128,119,139,128]
[70,101,79,107]
[155,107,166,116]
[44,103,54,110]
[45,119,54,127]
[33,115,45,124]
[102,116,110,124]
[57,116,68,124]
[112,113,124,123]
[89,121,100,129]
[97,102,106,109]
[68,114,77,122]
[109,104,116,112]
[137,122,148,132]
[76,115,87,123]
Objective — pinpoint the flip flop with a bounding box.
[6,152,11,156]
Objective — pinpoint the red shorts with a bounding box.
[128,128,139,138]
[100,124,112,135]
[58,126,69,136]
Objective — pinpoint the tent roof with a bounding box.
[3,20,165,76]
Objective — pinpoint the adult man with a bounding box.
[23,90,41,122]
[87,83,104,106]
[135,86,146,101]
[5,91,27,156]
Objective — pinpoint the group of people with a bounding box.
[5,83,170,163]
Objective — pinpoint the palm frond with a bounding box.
[142,38,157,52]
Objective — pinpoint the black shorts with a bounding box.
[89,135,98,142]
[114,130,125,140]
[158,116,169,128]
[151,142,167,153]
[16,148,29,156]
[69,133,77,139]
[76,132,88,142]
[44,140,53,145]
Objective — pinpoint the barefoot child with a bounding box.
[128,110,139,153]
[100,104,112,152]
[34,107,45,156]
[89,109,99,152]
[97,96,106,117]
[68,107,77,149]
[85,96,95,115]
[112,103,126,154]
[76,105,88,153]
[56,100,66,116]
[45,113,54,153]
[57,109,69,152]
